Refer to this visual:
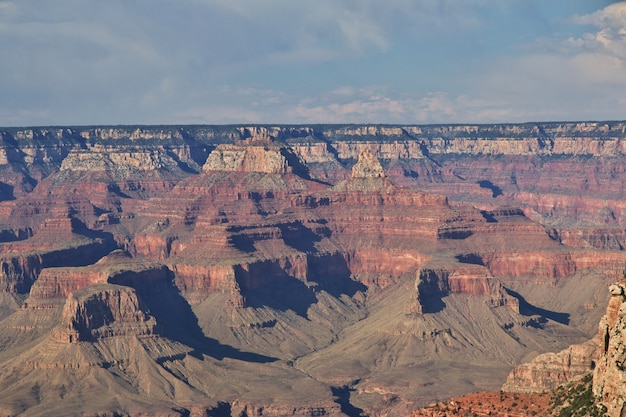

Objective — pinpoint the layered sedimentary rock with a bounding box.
[410,263,515,314]
[0,238,114,294]
[51,284,158,343]
[1,123,626,415]
[350,148,385,179]
[501,278,626,417]
[593,280,626,417]
[501,336,601,393]
[26,250,170,303]
[3,122,626,249]
[202,134,309,176]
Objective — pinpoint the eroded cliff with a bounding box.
[593,280,626,417]
[0,122,625,416]
[500,278,626,417]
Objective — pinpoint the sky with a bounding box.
[0,0,625,126]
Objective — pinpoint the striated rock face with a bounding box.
[501,336,601,393]
[351,148,385,179]
[3,123,626,415]
[410,264,516,314]
[203,137,308,176]
[0,239,115,294]
[26,250,173,303]
[51,284,158,343]
[4,122,626,248]
[28,267,107,303]
[60,146,182,173]
[593,280,626,417]
[502,279,626,417]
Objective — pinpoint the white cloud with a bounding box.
[575,2,626,30]
[174,106,264,124]
[437,1,626,123]
[0,1,15,11]
[1,1,625,125]
[567,2,626,59]
[277,89,516,124]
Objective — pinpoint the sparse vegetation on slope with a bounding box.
[548,374,607,417]
[409,375,608,417]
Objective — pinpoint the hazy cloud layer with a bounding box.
[0,0,624,125]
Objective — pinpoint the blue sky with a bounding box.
[0,1,624,126]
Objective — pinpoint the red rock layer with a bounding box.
[409,263,516,314]
[0,239,114,294]
[410,391,553,417]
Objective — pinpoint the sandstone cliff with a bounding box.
[593,280,626,417]
[202,134,309,177]
[51,283,158,343]
[410,263,516,314]
[501,278,626,417]
[501,336,601,393]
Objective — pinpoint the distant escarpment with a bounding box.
[0,122,626,415]
[2,122,626,249]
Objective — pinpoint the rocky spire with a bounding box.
[593,279,626,417]
[351,148,385,179]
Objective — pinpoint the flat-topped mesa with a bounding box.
[60,146,182,173]
[26,250,172,304]
[0,238,115,295]
[202,135,309,176]
[408,263,515,314]
[50,145,197,201]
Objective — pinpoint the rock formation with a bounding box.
[51,283,158,343]
[501,278,626,417]
[0,123,626,415]
[593,280,626,417]
[501,336,601,393]
[410,263,516,314]
[350,148,385,179]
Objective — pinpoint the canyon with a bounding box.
[0,123,625,416]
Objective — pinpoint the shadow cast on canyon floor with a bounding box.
[134,272,278,364]
[244,274,366,319]
[419,293,447,314]
[331,385,364,417]
[505,288,570,325]
[477,179,503,198]
[278,221,328,254]
[306,254,367,299]
[244,278,319,318]
[241,253,366,318]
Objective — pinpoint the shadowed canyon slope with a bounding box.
[0,123,625,416]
